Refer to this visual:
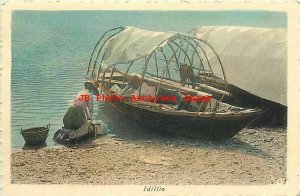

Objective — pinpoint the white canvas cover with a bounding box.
[194,26,287,106]
[101,27,177,69]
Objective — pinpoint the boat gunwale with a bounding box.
[99,86,264,119]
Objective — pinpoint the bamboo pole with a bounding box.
[121,61,135,89]
[94,28,125,80]
[87,27,123,77]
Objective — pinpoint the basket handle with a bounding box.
[46,124,50,129]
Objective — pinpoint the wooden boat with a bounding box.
[193,72,286,126]
[85,26,263,140]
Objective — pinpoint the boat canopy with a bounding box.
[192,26,287,106]
[87,26,229,97]
[101,27,177,69]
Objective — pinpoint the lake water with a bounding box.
[11,10,286,148]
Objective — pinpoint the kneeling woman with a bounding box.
[63,90,94,130]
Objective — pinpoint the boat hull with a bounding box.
[102,101,261,141]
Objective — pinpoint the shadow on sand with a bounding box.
[22,142,48,150]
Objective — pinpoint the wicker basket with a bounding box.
[21,124,50,145]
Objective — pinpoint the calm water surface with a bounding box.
[11,10,286,148]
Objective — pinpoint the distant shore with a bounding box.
[11,127,286,184]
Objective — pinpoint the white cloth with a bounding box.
[120,86,136,97]
[138,83,156,97]
[119,83,156,97]
[194,26,287,106]
[101,26,177,69]
[110,84,122,95]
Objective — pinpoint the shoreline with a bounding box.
[11,127,286,184]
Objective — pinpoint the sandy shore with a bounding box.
[11,127,286,185]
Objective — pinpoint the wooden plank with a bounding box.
[148,75,231,96]
[99,71,229,97]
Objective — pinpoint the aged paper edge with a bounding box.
[1,1,300,195]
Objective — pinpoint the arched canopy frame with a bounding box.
[87,26,124,78]
[87,27,229,98]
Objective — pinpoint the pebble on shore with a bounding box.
[11,127,286,185]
